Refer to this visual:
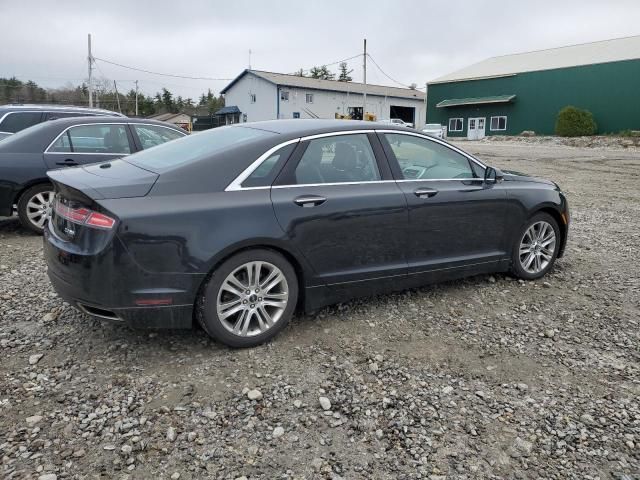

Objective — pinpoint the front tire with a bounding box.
[511,212,561,280]
[17,184,54,235]
[197,249,298,348]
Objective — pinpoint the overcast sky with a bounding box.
[2,0,639,100]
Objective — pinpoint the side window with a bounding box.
[384,133,475,180]
[133,124,185,150]
[294,134,381,185]
[67,124,131,154]
[0,112,42,133]
[242,143,296,188]
[49,131,73,153]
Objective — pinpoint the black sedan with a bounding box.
[0,116,186,233]
[44,120,569,347]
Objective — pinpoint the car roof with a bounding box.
[239,119,412,138]
[40,116,185,130]
[0,104,124,116]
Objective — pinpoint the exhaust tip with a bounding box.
[77,303,122,321]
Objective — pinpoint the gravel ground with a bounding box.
[1,142,639,480]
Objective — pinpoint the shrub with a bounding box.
[555,106,597,137]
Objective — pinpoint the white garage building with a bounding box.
[219,69,425,128]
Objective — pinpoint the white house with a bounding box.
[219,69,426,128]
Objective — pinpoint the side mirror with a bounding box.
[484,166,504,184]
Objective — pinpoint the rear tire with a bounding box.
[197,249,298,348]
[511,212,561,280]
[17,184,54,235]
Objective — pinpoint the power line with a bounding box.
[93,56,232,81]
[292,53,363,75]
[366,53,425,90]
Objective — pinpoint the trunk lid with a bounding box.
[47,159,159,200]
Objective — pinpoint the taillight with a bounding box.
[54,198,116,229]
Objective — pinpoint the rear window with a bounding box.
[126,125,272,171]
[0,111,42,133]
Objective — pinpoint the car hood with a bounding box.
[47,159,159,199]
[502,169,556,187]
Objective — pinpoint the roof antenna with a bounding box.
[248,49,252,70]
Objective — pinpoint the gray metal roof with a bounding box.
[221,70,425,101]
[430,35,640,84]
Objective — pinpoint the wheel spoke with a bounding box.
[219,303,244,320]
[263,272,284,294]
[27,210,43,219]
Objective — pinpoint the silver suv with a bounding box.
[0,104,124,141]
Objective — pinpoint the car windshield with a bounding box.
[126,125,272,171]
[425,124,441,129]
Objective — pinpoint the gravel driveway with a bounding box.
[1,142,638,479]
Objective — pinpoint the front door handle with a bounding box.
[294,195,327,207]
[56,159,78,166]
[414,187,438,198]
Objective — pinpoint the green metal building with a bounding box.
[426,35,640,139]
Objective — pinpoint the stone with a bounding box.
[171,473,181,480]
[514,437,534,456]
[442,386,454,394]
[167,426,177,442]
[311,457,323,471]
[272,426,285,438]
[29,354,44,365]
[38,475,57,480]
[293,399,302,408]
[26,415,43,426]
[247,389,263,401]
[319,397,331,411]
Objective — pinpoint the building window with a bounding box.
[490,116,507,131]
[293,112,300,119]
[249,93,256,103]
[280,91,290,101]
[306,93,314,104]
[448,118,463,132]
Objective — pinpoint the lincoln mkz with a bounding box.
[44,120,569,347]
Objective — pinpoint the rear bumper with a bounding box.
[44,222,203,330]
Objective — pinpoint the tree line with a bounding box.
[0,77,224,117]
[294,62,353,81]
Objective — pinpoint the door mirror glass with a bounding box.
[484,166,504,184]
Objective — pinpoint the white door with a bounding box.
[476,117,486,139]
[467,118,477,140]
[467,117,486,140]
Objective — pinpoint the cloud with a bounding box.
[1,0,639,99]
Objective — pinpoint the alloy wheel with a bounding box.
[216,261,289,337]
[519,221,557,274]
[25,191,54,229]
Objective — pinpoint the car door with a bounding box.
[379,131,508,275]
[43,123,134,169]
[270,132,408,287]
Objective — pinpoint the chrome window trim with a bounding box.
[299,129,375,141]
[272,180,397,189]
[225,129,487,192]
[225,138,301,191]
[377,129,487,170]
[44,122,132,155]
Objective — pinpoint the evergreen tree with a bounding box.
[337,62,353,82]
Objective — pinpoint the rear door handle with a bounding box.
[294,195,327,207]
[56,159,78,166]
[414,187,438,198]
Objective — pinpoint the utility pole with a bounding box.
[87,33,93,107]
[363,39,367,120]
[113,80,122,114]
[135,80,139,116]
[424,82,428,125]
